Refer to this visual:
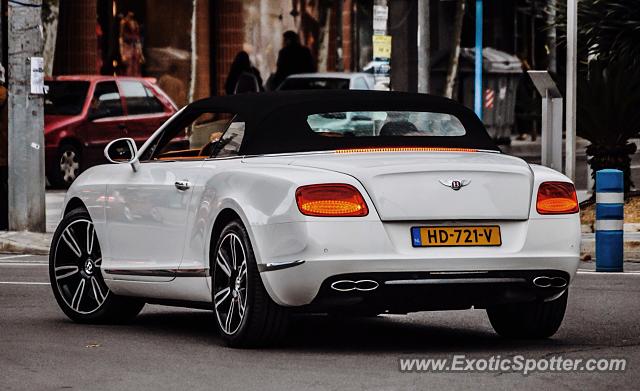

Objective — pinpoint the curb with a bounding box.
[580,238,640,262]
[0,231,52,255]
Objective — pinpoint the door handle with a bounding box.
[174,180,191,191]
[117,123,127,130]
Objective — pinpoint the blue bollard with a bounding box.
[595,169,624,272]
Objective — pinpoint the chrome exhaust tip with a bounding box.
[532,276,567,288]
[330,279,379,292]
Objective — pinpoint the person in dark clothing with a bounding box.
[225,51,264,95]
[270,31,316,90]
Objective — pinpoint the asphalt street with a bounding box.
[1,254,639,390]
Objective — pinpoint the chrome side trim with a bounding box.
[257,260,305,273]
[384,277,526,285]
[103,268,210,277]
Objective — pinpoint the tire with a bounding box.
[51,143,82,188]
[486,291,568,339]
[211,220,289,347]
[49,207,144,324]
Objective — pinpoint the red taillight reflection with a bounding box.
[536,182,579,214]
[295,184,369,217]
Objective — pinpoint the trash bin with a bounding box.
[430,48,523,144]
[459,48,523,144]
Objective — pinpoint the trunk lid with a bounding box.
[289,151,533,221]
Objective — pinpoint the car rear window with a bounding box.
[44,81,90,116]
[306,111,466,137]
[279,78,350,90]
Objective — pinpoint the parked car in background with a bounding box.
[277,72,375,91]
[362,60,391,91]
[44,76,177,187]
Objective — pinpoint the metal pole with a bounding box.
[474,0,483,119]
[7,0,46,232]
[417,0,430,93]
[565,0,577,181]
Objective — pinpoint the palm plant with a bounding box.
[577,57,640,193]
[555,0,640,66]
[553,0,640,194]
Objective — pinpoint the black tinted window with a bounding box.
[279,78,350,90]
[143,112,241,162]
[44,81,90,115]
[120,81,164,115]
[89,81,123,119]
[213,117,246,158]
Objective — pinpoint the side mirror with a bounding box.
[104,138,140,172]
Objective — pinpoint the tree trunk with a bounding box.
[444,0,465,99]
[417,0,430,93]
[317,7,331,72]
[547,0,557,74]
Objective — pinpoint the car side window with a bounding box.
[120,80,165,115]
[212,117,246,158]
[89,81,123,120]
[142,111,241,162]
[353,77,369,90]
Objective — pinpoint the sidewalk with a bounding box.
[500,136,591,159]
[0,190,62,255]
[0,231,51,255]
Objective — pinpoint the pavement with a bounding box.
[1,254,639,390]
[501,136,640,192]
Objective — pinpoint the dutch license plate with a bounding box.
[411,226,502,247]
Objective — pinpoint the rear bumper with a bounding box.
[304,270,570,313]
[252,217,580,307]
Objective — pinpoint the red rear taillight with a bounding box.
[295,184,369,217]
[536,182,579,214]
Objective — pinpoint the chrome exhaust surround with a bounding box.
[330,279,380,292]
[532,276,568,288]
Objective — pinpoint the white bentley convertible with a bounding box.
[50,91,580,347]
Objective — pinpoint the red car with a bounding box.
[44,76,177,187]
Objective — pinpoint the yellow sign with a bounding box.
[373,35,392,60]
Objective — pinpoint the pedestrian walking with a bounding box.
[119,11,144,76]
[269,31,316,90]
[158,63,187,107]
[225,51,263,95]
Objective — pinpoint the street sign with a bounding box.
[29,57,45,95]
[373,35,392,61]
[373,5,388,35]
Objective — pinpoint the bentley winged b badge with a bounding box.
[439,179,471,191]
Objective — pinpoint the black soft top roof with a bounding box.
[187,90,499,154]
